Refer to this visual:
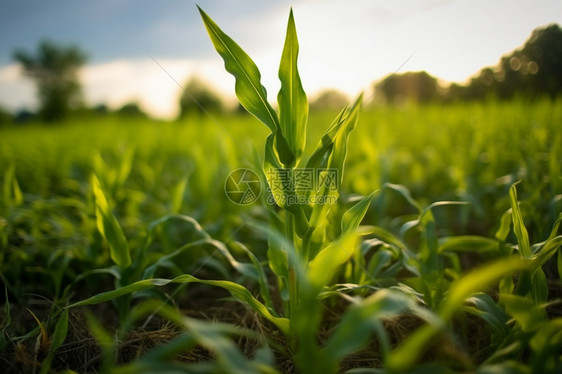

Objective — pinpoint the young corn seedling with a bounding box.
[197,6,401,372]
[64,7,562,374]
[68,8,384,373]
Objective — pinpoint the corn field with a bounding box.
[0,8,561,374]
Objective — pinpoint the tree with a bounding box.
[178,77,223,119]
[0,106,12,127]
[375,71,440,105]
[446,23,562,101]
[13,40,87,122]
[116,102,147,118]
[310,89,348,110]
[511,23,562,97]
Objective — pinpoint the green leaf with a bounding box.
[438,235,500,254]
[91,175,131,268]
[198,7,279,134]
[121,301,278,374]
[384,183,423,213]
[529,318,562,373]
[558,247,562,280]
[68,274,289,335]
[532,236,562,272]
[40,309,69,374]
[0,287,11,351]
[440,257,527,320]
[501,294,547,332]
[509,183,531,258]
[477,361,531,374]
[278,9,308,166]
[321,289,416,370]
[305,95,363,230]
[387,257,529,372]
[2,164,22,211]
[170,175,188,214]
[115,146,135,189]
[460,293,510,340]
[308,233,357,288]
[495,210,512,242]
[234,241,275,310]
[341,192,376,234]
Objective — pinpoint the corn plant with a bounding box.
[47,7,562,374]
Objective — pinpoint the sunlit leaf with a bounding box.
[198,7,279,134]
[91,174,131,268]
[278,9,308,166]
[509,183,531,258]
[341,192,376,234]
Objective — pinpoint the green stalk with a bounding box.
[302,228,313,263]
[285,212,297,320]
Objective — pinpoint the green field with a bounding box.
[1,99,562,373]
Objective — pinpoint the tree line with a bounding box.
[1,23,561,125]
[376,24,562,105]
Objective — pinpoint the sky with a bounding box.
[1,0,561,119]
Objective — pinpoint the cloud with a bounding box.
[81,58,238,119]
[0,64,37,111]
[0,59,235,119]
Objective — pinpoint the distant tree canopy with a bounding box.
[310,89,349,110]
[116,102,148,118]
[493,23,562,99]
[178,78,223,119]
[375,71,440,105]
[0,106,12,126]
[13,40,87,122]
[446,23,562,102]
[375,24,562,104]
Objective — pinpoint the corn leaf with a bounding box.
[170,175,188,214]
[92,175,131,268]
[501,294,548,332]
[529,318,562,373]
[305,95,363,231]
[278,9,308,166]
[341,192,376,234]
[40,309,69,374]
[509,183,531,258]
[0,287,11,351]
[387,257,528,372]
[308,233,357,288]
[321,289,416,369]
[495,210,512,242]
[68,274,289,335]
[438,236,500,254]
[198,7,279,134]
[460,293,510,340]
[384,183,423,213]
[122,301,277,374]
